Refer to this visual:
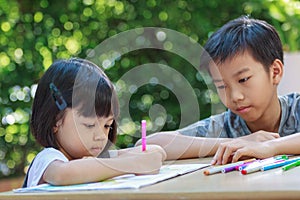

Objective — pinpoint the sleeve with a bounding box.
[108,150,118,158]
[279,93,300,136]
[26,148,68,187]
[178,113,229,138]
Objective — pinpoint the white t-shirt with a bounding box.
[26,148,68,187]
[24,148,117,187]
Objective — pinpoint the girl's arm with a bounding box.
[136,131,279,161]
[43,145,165,186]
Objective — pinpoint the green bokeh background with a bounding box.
[0,0,299,179]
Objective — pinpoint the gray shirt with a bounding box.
[178,93,300,138]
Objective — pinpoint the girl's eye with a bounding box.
[104,124,113,130]
[239,77,250,83]
[84,124,95,128]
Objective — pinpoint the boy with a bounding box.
[136,16,300,164]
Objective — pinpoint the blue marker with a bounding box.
[261,157,300,171]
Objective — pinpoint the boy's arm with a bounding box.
[135,131,232,160]
[265,132,300,155]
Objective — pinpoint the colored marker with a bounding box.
[241,157,287,175]
[260,160,286,171]
[141,120,147,151]
[235,163,245,171]
[282,160,300,171]
[275,155,289,160]
[236,161,256,171]
[204,162,242,175]
[262,157,300,171]
[222,158,256,173]
[222,166,237,173]
[204,158,255,175]
[241,162,262,175]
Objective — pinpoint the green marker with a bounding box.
[275,155,288,160]
[282,160,300,171]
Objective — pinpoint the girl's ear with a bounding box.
[53,120,63,134]
[53,126,58,134]
[271,59,284,85]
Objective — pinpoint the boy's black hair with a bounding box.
[30,58,119,157]
[200,16,283,71]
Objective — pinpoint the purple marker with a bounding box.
[222,166,237,173]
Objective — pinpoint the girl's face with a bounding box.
[209,51,282,124]
[55,108,114,160]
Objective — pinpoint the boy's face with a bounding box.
[209,51,281,123]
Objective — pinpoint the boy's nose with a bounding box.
[229,88,244,103]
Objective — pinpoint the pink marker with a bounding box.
[141,120,147,151]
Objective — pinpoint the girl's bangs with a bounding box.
[71,61,118,119]
[73,80,114,118]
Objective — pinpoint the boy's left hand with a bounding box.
[239,131,280,142]
[211,131,279,165]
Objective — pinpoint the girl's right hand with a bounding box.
[124,145,167,175]
[119,144,167,161]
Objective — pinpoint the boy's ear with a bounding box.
[271,59,283,85]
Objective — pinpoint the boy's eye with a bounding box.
[239,77,250,83]
[217,85,226,90]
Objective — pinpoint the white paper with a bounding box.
[14,164,209,193]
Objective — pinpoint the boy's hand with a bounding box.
[211,131,279,165]
[240,131,280,142]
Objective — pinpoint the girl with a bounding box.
[23,58,166,187]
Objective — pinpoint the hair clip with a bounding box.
[49,83,67,111]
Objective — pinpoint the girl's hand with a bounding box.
[120,145,167,161]
[142,144,167,161]
[118,145,166,175]
[119,144,167,161]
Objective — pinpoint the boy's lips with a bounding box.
[236,106,251,113]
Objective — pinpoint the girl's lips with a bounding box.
[91,147,102,155]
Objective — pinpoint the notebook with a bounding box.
[14,163,209,193]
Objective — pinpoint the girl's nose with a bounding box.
[94,128,106,141]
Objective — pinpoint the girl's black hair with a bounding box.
[200,16,283,72]
[30,58,119,156]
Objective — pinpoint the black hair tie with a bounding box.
[49,83,67,110]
